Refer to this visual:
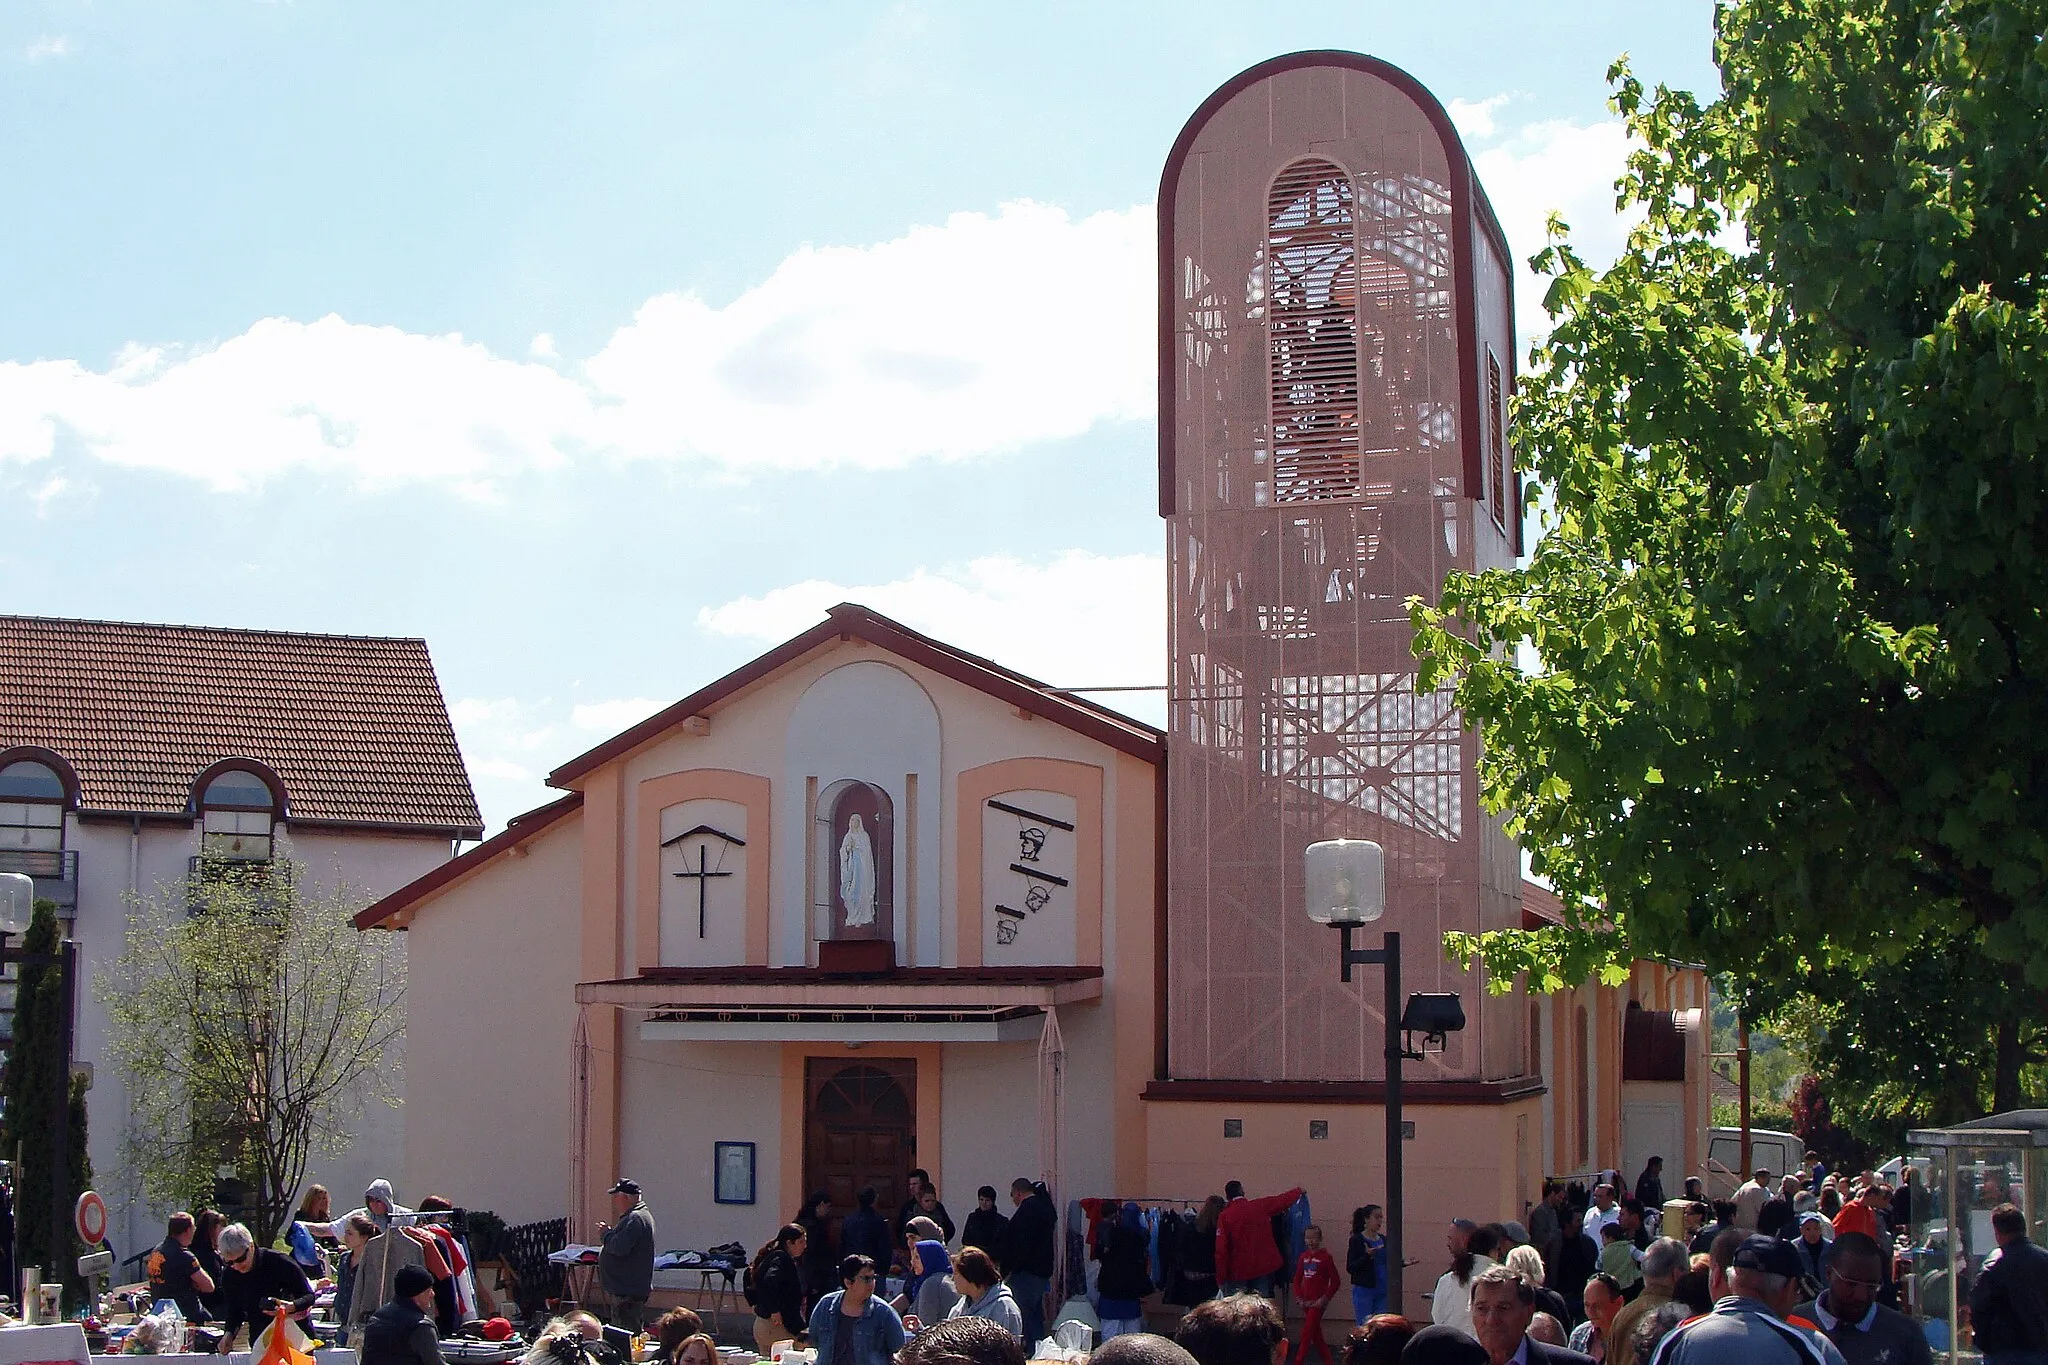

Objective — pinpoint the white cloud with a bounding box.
[24,36,71,62]
[1471,117,1638,342]
[1448,94,1511,141]
[698,550,1167,723]
[29,475,70,517]
[447,696,529,727]
[569,697,666,732]
[0,119,1640,495]
[0,201,1151,491]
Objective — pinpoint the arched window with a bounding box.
[0,759,68,852]
[1267,157,1362,503]
[198,766,280,862]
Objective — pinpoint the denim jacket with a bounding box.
[808,1291,906,1365]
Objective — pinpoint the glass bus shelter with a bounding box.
[1904,1110,2048,1363]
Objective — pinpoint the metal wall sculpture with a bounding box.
[1160,53,1526,1083]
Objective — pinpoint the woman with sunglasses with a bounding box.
[214,1222,315,1354]
[807,1255,907,1365]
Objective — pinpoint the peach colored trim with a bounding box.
[578,767,624,1233]
[633,769,773,970]
[1548,991,1565,1168]
[955,758,1104,969]
[778,1043,945,1223]
[1597,987,1622,1173]
[1109,754,1156,1192]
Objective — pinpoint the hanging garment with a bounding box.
[346,1231,429,1337]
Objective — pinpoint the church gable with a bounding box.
[565,611,1156,977]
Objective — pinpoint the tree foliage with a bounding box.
[1418,0,2048,1019]
[97,856,405,1243]
[1756,926,2048,1139]
[3,900,94,1307]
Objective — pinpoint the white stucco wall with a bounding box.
[617,1037,784,1251]
[936,1042,1042,1214]
[615,638,1141,977]
[658,799,750,968]
[401,813,582,1226]
[64,814,453,1259]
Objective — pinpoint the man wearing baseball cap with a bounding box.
[598,1178,657,1331]
[1647,1236,1846,1365]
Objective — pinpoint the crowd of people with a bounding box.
[137,1156,2046,1365]
[739,1172,1059,1360]
[722,1155,2048,1365]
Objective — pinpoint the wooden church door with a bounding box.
[805,1059,916,1220]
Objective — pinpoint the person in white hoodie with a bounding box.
[1431,1222,1500,1335]
[305,1179,414,1237]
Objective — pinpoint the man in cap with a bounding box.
[597,1178,656,1330]
[1792,1232,1929,1365]
[359,1264,441,1365]
[1648,1236,1845,1364]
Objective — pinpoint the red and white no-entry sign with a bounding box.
[74,1190,106,1246]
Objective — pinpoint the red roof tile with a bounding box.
[0,615,482,836]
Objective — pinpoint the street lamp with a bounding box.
[1304,840,1465,1316]
[0,873,32,936]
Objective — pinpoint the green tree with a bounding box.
[1756,928,2048,1147]
[2,899,93,1308]
[97,855,405,1243]
[1415,0,2048,1112]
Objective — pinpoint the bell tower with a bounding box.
[1159,52,1525,1083]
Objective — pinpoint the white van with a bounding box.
[1703,1127,1803,1198]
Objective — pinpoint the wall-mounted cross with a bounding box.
[663,824,745,939]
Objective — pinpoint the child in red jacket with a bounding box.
[1290,1224,1340,1365]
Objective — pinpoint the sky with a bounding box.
[0,1,1721,834]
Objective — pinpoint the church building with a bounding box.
[360,51,1711,1322]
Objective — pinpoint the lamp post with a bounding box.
[1304,841,1465,1317]
[0,871,76,1310]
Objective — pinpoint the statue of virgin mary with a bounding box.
[838,812,877,928]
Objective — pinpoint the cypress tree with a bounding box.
[2,900,90,1309]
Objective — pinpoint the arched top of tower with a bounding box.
[1157,50,1516,520]
[1158,50,1508,268]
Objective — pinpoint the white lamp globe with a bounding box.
[0,872,33,935]
[1304,839,1385,927]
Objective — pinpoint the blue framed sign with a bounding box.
[714,1141,756,1205]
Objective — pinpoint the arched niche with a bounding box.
[782,660,941,965]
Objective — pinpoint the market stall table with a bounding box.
[0,1323,91,1365]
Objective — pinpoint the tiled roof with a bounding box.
[0,615,482,836]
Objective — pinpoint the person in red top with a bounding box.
[1289,1225,1340,1365]
[1216,1180,1306,1296]
[1831,1184,1883,1241]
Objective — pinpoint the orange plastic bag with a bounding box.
[254,1305,315,1365]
